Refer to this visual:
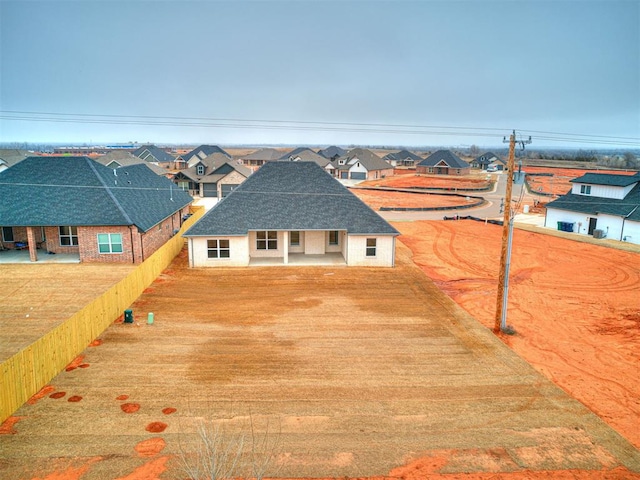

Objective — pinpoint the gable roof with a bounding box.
[547,182,640,221]
[318,146,347,159]
[0,149,32,169]
[383,150,423,162]
[0,156,192,232]
[241,148,283,161]
[570,172,640,187]
[336,148,392,171]
[132,145,176,163]
[96,151,168,175]
[178,154,251,183]
[418,150,469,169]
[279,147,315,160]
[279,149,332,167]
[182,145,231,164]
[473,152,504,165]
[184,162,399,237]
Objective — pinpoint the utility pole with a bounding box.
[494,130,531,333]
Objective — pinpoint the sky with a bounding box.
[1,0,638,149]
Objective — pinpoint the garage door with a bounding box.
[202,183,218,197]
[221,184,238,198]
[340,172,348,179]
[350,172,367,180]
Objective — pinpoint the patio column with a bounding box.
[283,231,289,265]
[26,226,38,262]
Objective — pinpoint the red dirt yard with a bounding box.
[397,220,640,450]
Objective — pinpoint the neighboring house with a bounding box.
[278,147,315,160]
[318,145,347,162]
[470,152,506,171]
[183,145,231,166]
[132,144,176,168]
[172,153,251,198]
[416,150,471,175]
[278,149,336,175]
[183,162,399,267]
[0,156,193,263]
[96,151,169,175]
[334,148,394,181]
[0,149,31,173]
[239,148,283,170]
[544,172,640,244]
[383,150,423,168]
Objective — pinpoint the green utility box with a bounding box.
[124,309,133,323]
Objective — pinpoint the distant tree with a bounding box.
[468,145,480,156]
[574,149,597,162]
[623,152,638,169]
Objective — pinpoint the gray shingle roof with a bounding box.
[96,151,168,175]
[184,162,399,237]
[570,172,640,187]
[418,150,469,169]
[178,154,251,183]
[182,145,231,163]
[241,148,283,161]
[0,149,32,169]
[132,145,176,163]
[0,156,192,231]
[473,152,504,165]
[279,147,314,160]
[318,146,347,159]
[383,150,423,162]
[335,148,392,172]
[279,149,332,167]
[547,182,640,221]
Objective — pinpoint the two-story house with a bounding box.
[544,172,640,243]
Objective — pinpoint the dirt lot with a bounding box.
[0,263,134,363]
[350,188,478,210]
[2,241,640,480]
[398,220,640,451]
[523,167,637,196]
[361,173,492,190]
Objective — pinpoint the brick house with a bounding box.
[416,150,471,175]
[0,156,193,263]
[172,153,251,198]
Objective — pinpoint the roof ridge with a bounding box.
[85,157,134,225]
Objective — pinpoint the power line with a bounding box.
[1,110,638,147]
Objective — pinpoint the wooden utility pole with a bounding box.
[494,131,530,333]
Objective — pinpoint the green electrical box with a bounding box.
[124,309,133,323]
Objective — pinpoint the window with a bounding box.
[177,181,189,191]
[207,239,230,258]
[2,227,14,242]
[197,165,205,175]
[580,185,592,195]
[290,231,300,246]
[329,230,339,245]
[256,231,277,250]
[366,238,377,257]
[97,233,123,254]
[59,226,78,246]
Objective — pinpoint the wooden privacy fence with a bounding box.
[0,206,204,424]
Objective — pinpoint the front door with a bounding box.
[588,217,597,235]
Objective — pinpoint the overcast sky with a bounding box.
[1,0,638,148]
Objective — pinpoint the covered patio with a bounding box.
[0,248,80,264]
[249,252,346,267]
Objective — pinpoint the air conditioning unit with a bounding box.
[593,229,604,239]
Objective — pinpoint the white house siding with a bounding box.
[545,208,640,244]
[620,219,640,244]
[304,231,326,254]
[189,236,249,267]
[346,235,395,267]
[571,184,630,200]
